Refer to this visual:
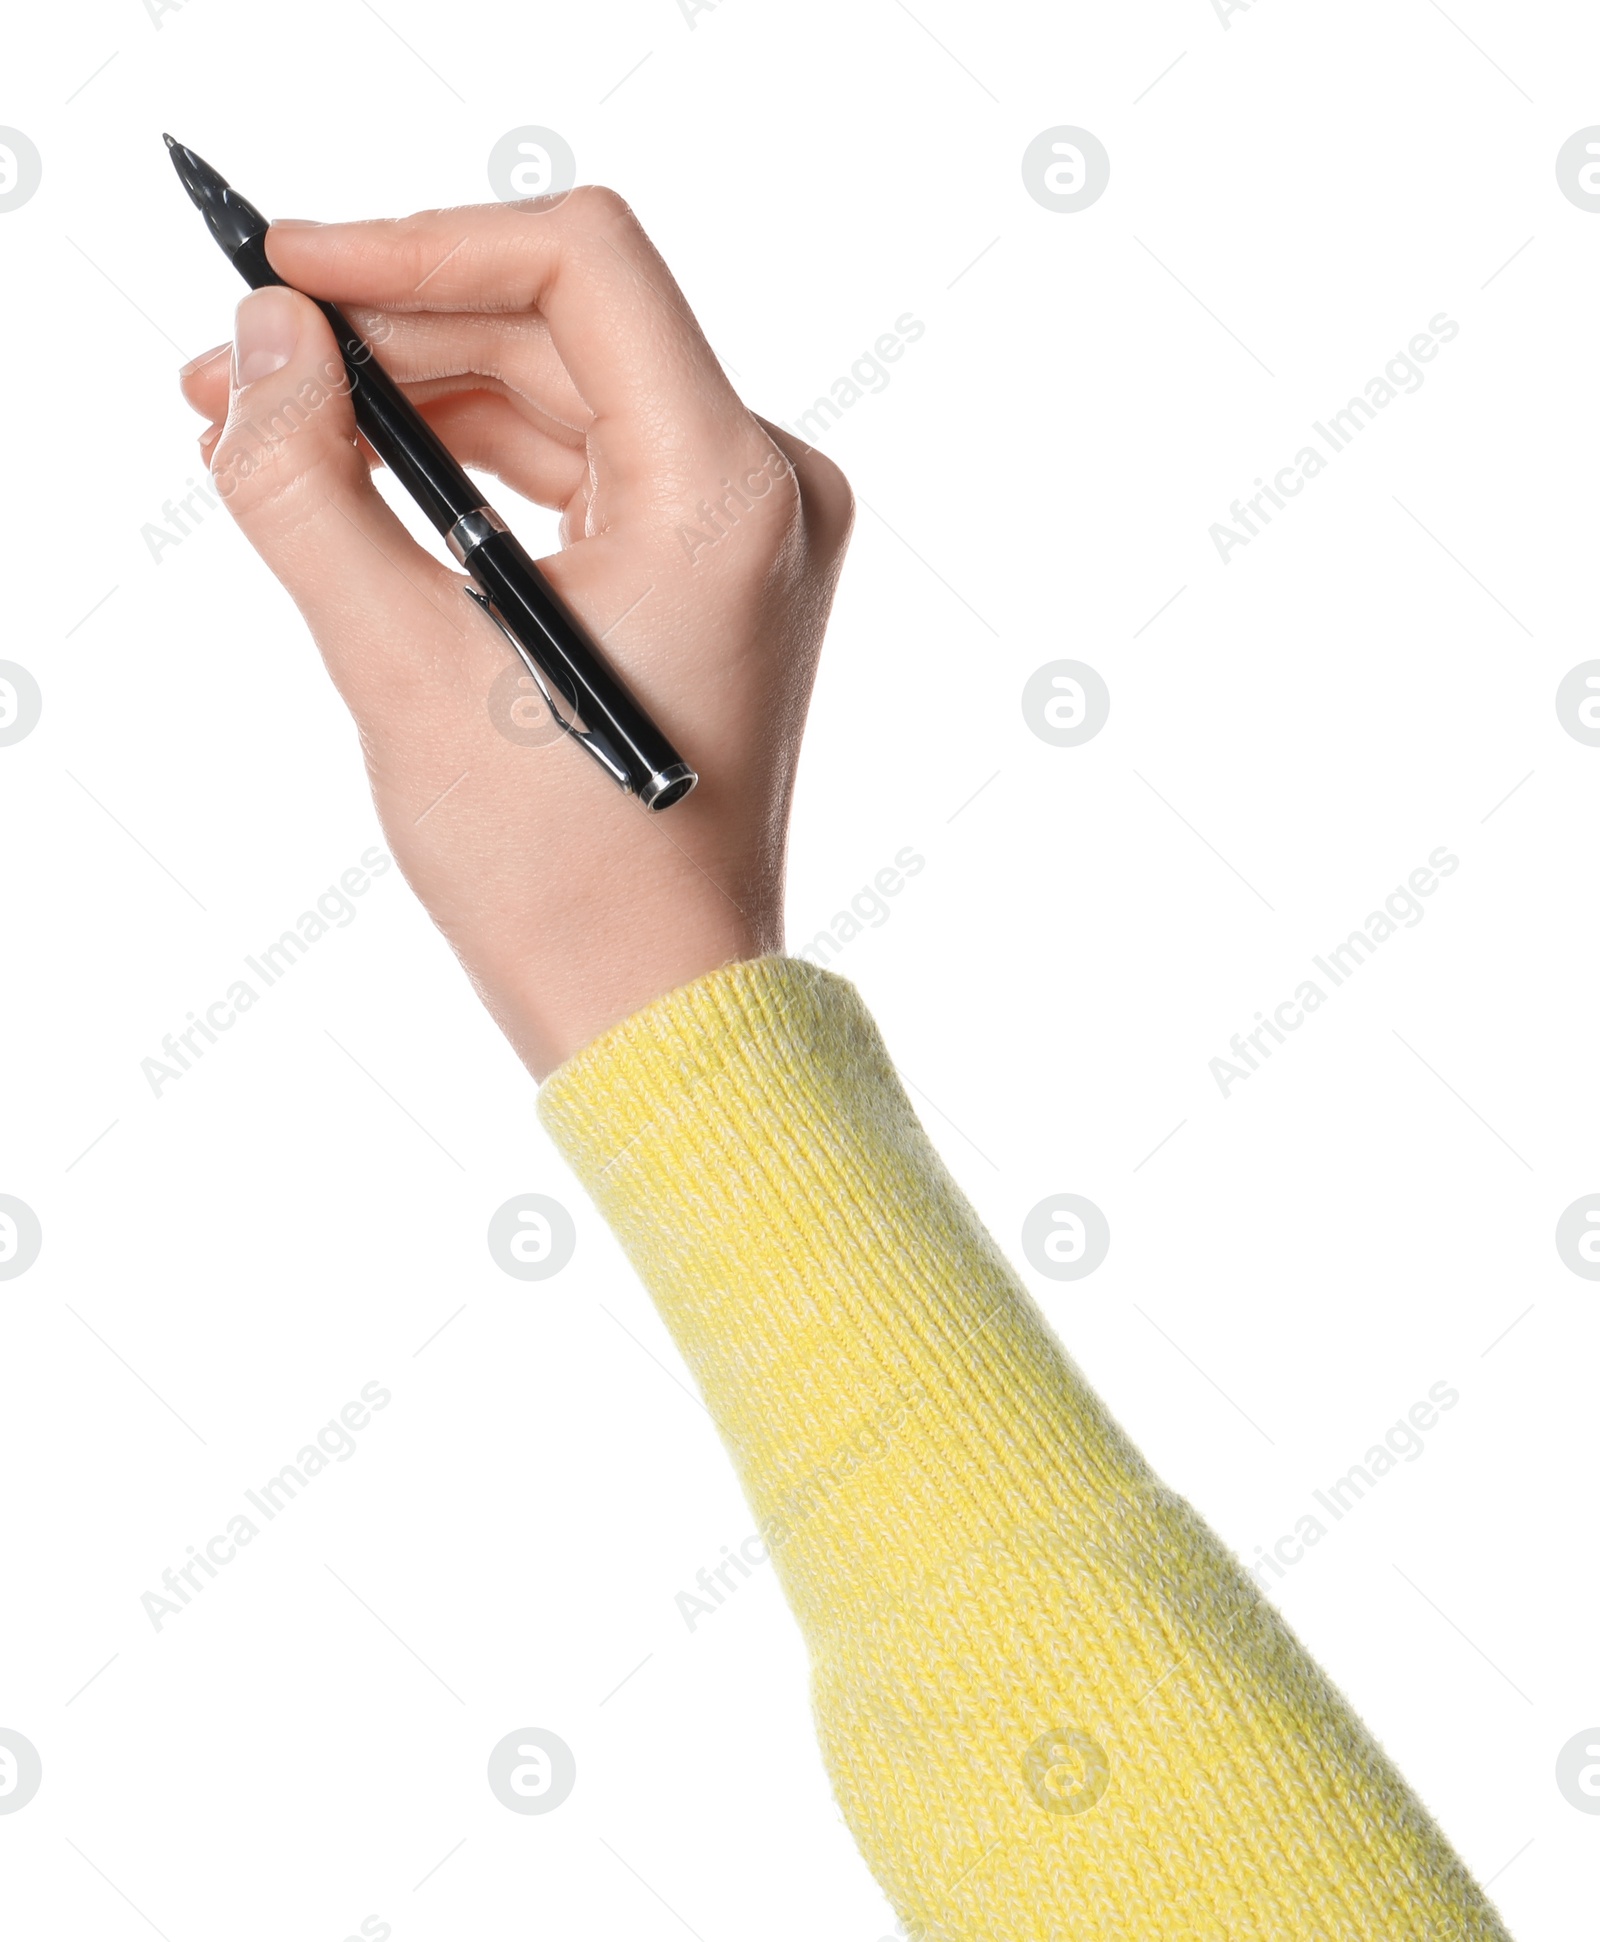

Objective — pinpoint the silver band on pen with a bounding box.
[447,507,510,565]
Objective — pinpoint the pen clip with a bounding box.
[464,587,633,793]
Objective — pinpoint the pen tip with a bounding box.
[163,132,176,147]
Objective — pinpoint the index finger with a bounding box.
[264,189,750,494]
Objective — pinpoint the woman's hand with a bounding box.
[178,190,853,1079]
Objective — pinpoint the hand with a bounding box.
[178,189,854,1079]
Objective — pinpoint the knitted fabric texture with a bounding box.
[537,955,1512,1942]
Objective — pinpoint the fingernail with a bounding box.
[179,343,229,380]
[270,218,323,229]
[233,287,301,386]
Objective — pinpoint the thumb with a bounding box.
[210,285,468,712]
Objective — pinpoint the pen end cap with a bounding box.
[641,765,698,812]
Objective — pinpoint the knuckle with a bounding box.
[800,451,855,547]
[209,362,357,524]
[563,182,638,234]
[211,421,327,531]
[344,213,434,296]
[396,214,463,294]
[574,182,630,219]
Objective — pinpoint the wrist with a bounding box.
[497,909,780,1082]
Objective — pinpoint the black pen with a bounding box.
[164,136,697,811]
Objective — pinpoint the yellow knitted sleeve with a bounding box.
[537,955,1512,1942]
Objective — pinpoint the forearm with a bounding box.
[539,955,1512,1942]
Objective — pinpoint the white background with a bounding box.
[2,0,1597,1936]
